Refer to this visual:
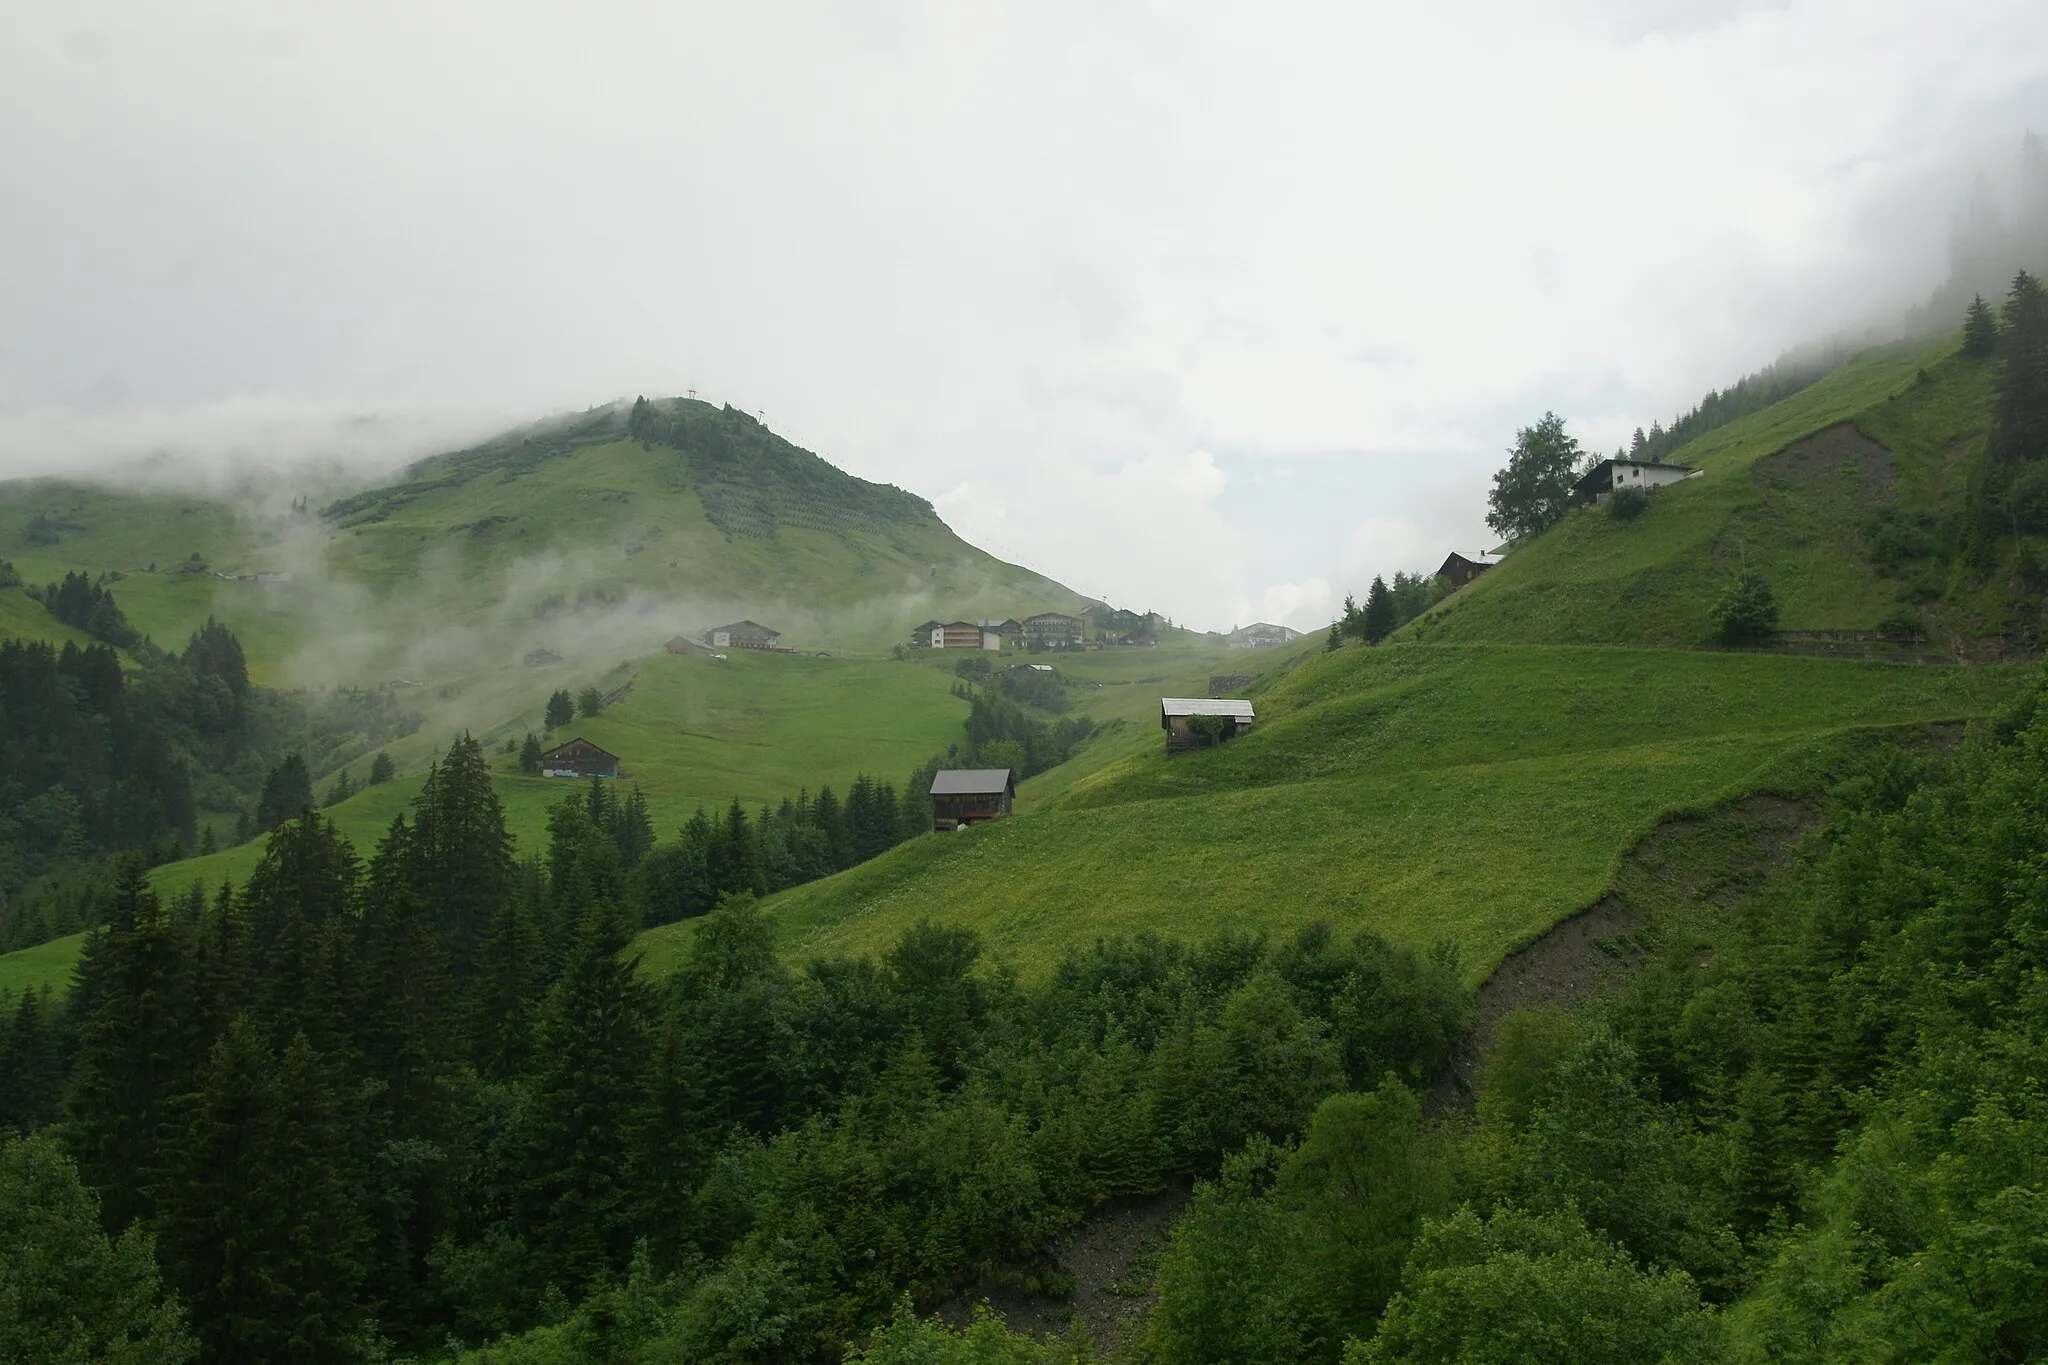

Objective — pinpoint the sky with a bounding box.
[3,1,2048,632]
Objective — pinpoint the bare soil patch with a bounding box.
[1436,793,1817,1109]
[935,1186,1189,1353]
[1752,423,1897,501]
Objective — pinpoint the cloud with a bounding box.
[2,0,2046,630]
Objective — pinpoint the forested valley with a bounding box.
[7,662,2048,1360]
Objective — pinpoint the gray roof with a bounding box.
[930,768,1014,796]
[1161,698,1255,719]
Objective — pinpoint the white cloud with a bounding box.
[2,0,2046,628]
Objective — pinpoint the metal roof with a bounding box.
[930,768,1014,795]
[1160,698,1255,719]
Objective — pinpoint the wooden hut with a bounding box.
[1160,698,1255,754]
[538,737,621,779]
[703,620,781,650]
[930,768,1014,830]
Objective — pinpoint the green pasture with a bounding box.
[0,931,87,1001]
[1420,337,1997,647]
[634,644,2024,986]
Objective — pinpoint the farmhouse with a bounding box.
[703,620,781,651]
[910,620,945,646]
[664,634,717,657]
[1227,622,1302,647]
[1435,552,1502,589]
[538,737,620,779]
[1023,611,1086,648]
[523,648,564,667]
[1161,697,1256,754]
[1574,458,1699,505]
[930,768,1014,830]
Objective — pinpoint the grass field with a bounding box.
[0,931,87,1000]
[1418,337,2004,648]
[633,644,2024,986]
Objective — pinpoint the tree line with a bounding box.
[0,726,1470,1361]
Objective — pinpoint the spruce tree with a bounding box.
[525,892,648,1290]
[410,734,515,976]
[615,787,656,871]
[1326,621,1342,652]
[1363,575,1398,643]
[254,754,314,831]
[368,751,396,785]
[1964,292,2000,357]
[466,893,545,1081]
[1990,271,2048,465]
[65,866,191,1230]
[0,987,63,1134]
[545,689,574,730]
[154,1022,372,1363]
[519,732,543,775]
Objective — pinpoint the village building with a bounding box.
[910,620,945,647]
[523,647,564,667]
[538,737,621,779]
[664,635,717,657]
[1160,697,1256,754]
[1573,458,1700,505]
[916,620,1003,650]
[1023,610,1087,648]
[1436,552,1503,589]
[1227,622,1302,647]
[929,768,1015,830]
[703,620,781,651]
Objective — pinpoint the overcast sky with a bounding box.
[4,1,2047,631]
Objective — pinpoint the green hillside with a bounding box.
[636,643,2019,983]
[0,399,1082,689]
[627,329,2036,987]
[1418,336,2017,649]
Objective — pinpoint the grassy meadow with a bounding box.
[1418,337,2001,648]
[634,643,2024,985]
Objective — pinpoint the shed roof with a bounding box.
[930,768,1014,796]
[1571,458,1695,500]
[1160,698,1255,719]
[1436,551,1502,573]
[711,619,780,637]
[541,737,620,762]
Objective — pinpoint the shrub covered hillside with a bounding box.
[1417,320,2043,653]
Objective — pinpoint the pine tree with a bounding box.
[1326,621,1342,652]
[545,689,574,731]
[368,751,396,785]
[65,866,191,1230]
[410,734,515,976]
[519,732,543,775]
[576,685,604,719]
[1363,575,1398,643]
[466,893,545,1080]
[1340,593,1366,641]
[708,798,767,897]
[1990,271,2048,465]
[254,754,314,831]
[154,1022,372,1363]
[525,893,648,1290]
[615,787,655,871]
[1964,292,2000,357]
[0,987,63,1134]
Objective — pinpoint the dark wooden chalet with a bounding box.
[664,634,716,657]
[703,620,781,651]
[930,768,1014,830]
[538,737,621,779]
[1160,698,1255,754]
[1435,552,1501,589]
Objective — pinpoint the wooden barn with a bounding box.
[703,620,781,650]
[1160,698,1256,754]
[664,634,717,657]
[538,737,621,779]
[930,768,1014,830]
[1435,552,1502,589]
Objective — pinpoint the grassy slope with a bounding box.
[634,645,2018,985]
[629,333,2030,987]
[1416,338,1997,647]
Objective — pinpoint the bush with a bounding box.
[1606,487,1648,521]
[952,655,991,680]
[1709,571,1779,645]
[1876,608,1925,644]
